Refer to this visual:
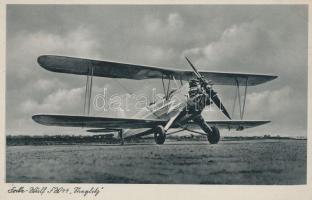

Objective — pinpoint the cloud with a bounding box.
[119,13,185,66]
[246,87,291,118]
[20,87,84,114]
[182,21,275,72]
[203,87,291,119]
[132,45,176,65]
[143,13,184,35]
[32,78,67,92]
[167,13,184,30]
[7,26,101,79]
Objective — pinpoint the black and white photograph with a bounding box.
[5,4,308,185]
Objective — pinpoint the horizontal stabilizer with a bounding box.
[86,128,119,133]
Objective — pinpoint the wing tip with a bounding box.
[37,55,53,69]
[37,55,45,66]
[37,55,62,69]
[32,114,43,125]
[32,114,40,120]
[270,75,278,81]
[32,114,46,124]
[32,114,57,126]
[250,74,278,86]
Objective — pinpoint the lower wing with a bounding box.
[183,120,270,131]
[33,114,270,134]
[32,114,166,129]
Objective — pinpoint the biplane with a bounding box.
[32,55,277,145]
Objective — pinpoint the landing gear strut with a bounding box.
[154,125,166,144]
[193,116,220,144]
[207,126,220,144]
[118,129,124,145]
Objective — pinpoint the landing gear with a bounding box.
[118,129,124,145]
[193,115,220,144]
[207,126,220,144]
[154,125,166,144]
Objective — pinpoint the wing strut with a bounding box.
[232,78,248,120]
[161,74,173,100]
[242,78,248,119]
[83,64,94,116]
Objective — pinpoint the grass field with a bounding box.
[6,139,306,184]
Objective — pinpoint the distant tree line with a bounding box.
[223,135,295,141]
[6,134,302,146]
[6,134,120,146]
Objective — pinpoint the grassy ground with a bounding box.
[6,139,306,184]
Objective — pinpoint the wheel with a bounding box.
[154,125,166,144]
[207,126,220,144]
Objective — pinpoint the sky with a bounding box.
[6,5,308,137]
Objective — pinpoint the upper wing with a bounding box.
[38,55,277,86]
[32,114,166,129]
[183,120,270,130]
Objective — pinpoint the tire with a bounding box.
[154,125,166,144]
[207,126,220,144]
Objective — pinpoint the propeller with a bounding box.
[185,57,231,119]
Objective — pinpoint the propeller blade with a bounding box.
[209,89,232,119]
[184,56,231,120]
[185,56,202,79]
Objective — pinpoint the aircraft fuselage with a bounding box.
[123,82,209,138]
